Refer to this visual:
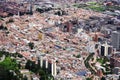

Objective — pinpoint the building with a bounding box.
[47,60,57,76]
[111,31,120,50]
[86,42,95,53]
[106,74,120,80]
[66,21,72,32]
[20,69,31,80]
[110,53,120,67]
[97,69,104,78]
[93,33,98,42]
[38,57,57,76]
[100,43,113,56]
[113,67,120,75]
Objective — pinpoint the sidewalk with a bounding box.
[0,55,5,62]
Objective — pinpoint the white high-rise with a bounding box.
[51,60,57,76]
[40,56,43,67]
[100,42,113,56]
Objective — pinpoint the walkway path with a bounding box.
[0,55,5,62]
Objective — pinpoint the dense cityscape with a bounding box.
[0,0,120,80]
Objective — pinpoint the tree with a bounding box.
[37,59,41,69]
[36,8,44,13]
[55,11,62,16]
[101,77,106,80]
[86,78,92,80]
[0,24,8,30]
[0,57,18,70]
[76,54,81,58]
[8,18,14,23]
[23,75,28,80]
[28,42,34,49]
[25,60,32,70]
[0,65,19,80]
[25,60,38,72]
[0,51,3,57]
[18,54,23,58]
[0,65,9,80]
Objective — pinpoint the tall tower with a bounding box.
[40,56,43,68]
[51,60,57,76]
[45,59,48,68]
[111,31,120,50]
[100,42,113,56]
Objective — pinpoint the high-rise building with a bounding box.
[40,56,43,67]
[48,60,57,76]
[100,43,113,56]
[38,57,57,76]
[111,31,120,50]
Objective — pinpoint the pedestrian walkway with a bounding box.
[0,55,5,62]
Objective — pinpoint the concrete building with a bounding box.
[48,60,57,76]
[20,69,31,80]
[97,69,104,78]
[39,57,57,76]
[113,67,120,75]
[100,42,113,56]
[51,60,57,76]
[86,42,95,53]
[111,31,120,50]
[106,74,120,80]
[64,21,73,32]
[110,53,120,67]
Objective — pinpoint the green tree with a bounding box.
[25,60,32,70]
[76,54,81,58]
[23,75,28,80]
[86,78,92,80]
[0,57,18,70]
[0,65,19,80]
[101,77,106,80]
[28,42,34,49]
[0,52,3,57]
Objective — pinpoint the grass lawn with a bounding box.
[97,58,105,64]
[97,57,111,74]
[73,2,107,12]
[97,57,109,64]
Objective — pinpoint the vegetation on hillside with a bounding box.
[73,2,120,12]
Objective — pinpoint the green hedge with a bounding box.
[84,53,96,74]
